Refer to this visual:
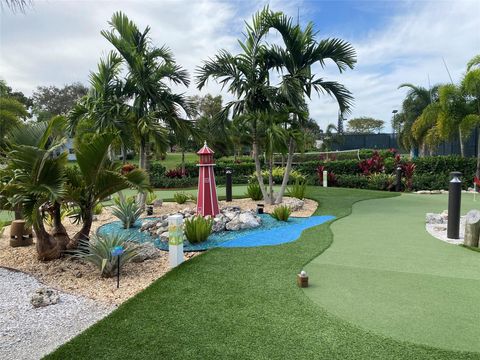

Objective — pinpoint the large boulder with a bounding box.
[283,198,304,211]
[238,211,261,229]
[30,288,59,308]
[132,242,162,262]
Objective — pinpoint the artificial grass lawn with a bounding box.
[305,193,480,353]
[46,188,480,359]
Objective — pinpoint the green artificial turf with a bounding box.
[305,193,480,353]
[45,188,480,359]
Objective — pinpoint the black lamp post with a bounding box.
[225,167,233,202]
[447,172,462,239]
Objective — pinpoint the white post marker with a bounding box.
[323,170,328,188]
[168,214,184,268]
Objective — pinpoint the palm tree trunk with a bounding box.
[252,137,270,203]
[476,127,480,179]
[137,137,148,208]
[268,155,274,205]
[459,128,465,157]
[69,207,93,249]
[181,149,185,175]
[34,217,61,261]
[51,202,69,251]
[275,137,294,204]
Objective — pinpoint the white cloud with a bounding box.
[0,0,478,133]
[308,0,480,131]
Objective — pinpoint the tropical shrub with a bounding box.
[165,167,188,178]
[335,174,369,189]
[184,215,213,244]
[246,182,263,201]
[287,179,307,200]
[146,192,157,205]
[317,166,337,186]
[402,162,416,191]
[271,205,291,222]
[173,192,189,204]
[367,173,395,191]
[358,151,384,175]
[111,196,142,229]
[72,233,139,278]
[121,163,136,175]
[251,167,305,184]
[93,203,103,215]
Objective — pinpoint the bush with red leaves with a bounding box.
[358,151,384,175]
[165,168,188,178]
[121,163,136,175]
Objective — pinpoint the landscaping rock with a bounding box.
[132,242,162,262]
[153,199,163,207]
[283,198,304,211]
[426,213,444,224]
[30,288,59,308]
[239,211,261,228]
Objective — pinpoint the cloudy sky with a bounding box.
[1,0,479,131]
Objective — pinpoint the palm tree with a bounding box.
[397,83,438,157]
[0,118,149,260]
[197,8,279,203]
[461,54,480,176]
[262,12,356,202]
[0,97,28,152]
[101,12,194,205]
[68,51,131,160]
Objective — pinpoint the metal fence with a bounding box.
[328,131,479,157]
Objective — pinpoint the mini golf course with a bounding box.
[305,193,480,353]
[46,188,480,359]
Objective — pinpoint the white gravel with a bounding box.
[0,268,114,360]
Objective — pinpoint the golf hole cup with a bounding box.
[168,214,184,268]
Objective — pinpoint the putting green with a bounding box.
[305,193,480,353]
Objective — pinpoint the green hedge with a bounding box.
[149,155,476,190]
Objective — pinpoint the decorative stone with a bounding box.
[153,199,163,207]
[426,213,444,224]
[132,242,162,263]
[283,198,304,211]
[30,288,59,308]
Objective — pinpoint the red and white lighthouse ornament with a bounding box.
[196,141,219,217]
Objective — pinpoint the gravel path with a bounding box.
[0,268,114,360]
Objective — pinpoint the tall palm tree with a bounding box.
[461,54,480,176]
[68,51,131,160]
[197,8,279,203]
[397,83,438,157]
[262,12,356,202]
[101,12,194,205]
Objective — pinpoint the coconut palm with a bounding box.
[262,12,356,202]
[101,11,194,205]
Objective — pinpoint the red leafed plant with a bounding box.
[402,162,416,191]
[474,176,480,188]
[165,167,188,178]
[317,166,337,186]
[358,151,384,175]
[121,163,136,175]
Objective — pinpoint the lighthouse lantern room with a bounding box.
[196,141,220,217]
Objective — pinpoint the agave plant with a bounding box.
[286,179,307,200]
[246,182,263,201]
[173,192,189,204]
[184,215,213,244]
[72,233,139,277]
[111,195,142,229]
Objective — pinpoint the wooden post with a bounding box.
[464,209,480,247]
